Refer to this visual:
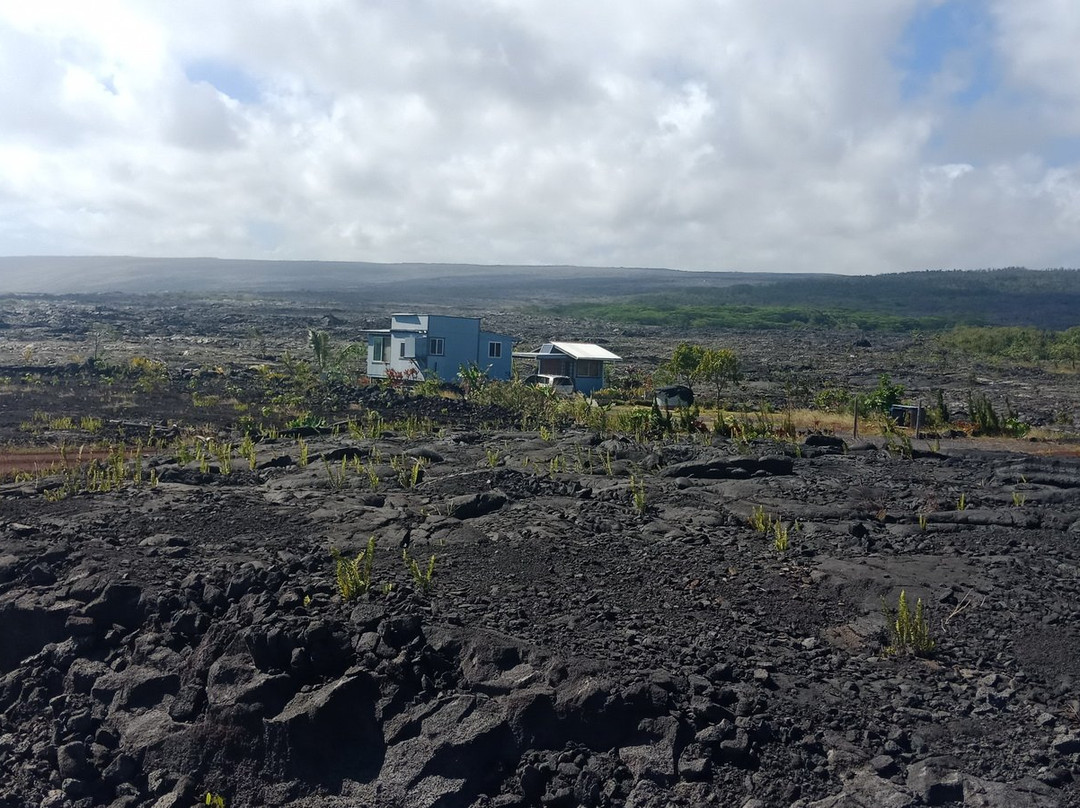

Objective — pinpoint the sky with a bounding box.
[1,0,1079,275]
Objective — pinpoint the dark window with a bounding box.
[488,341,502,359]
[577,360,602,377]
[399,341,406,358]
[430,337,445,356]
[372,335,390,362]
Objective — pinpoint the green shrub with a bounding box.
[966,392,1029,437]
[860,374,904,415]
[813,383,852,413]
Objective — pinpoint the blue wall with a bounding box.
[572,365,607,395]
[478,329,513,380]
[367,314,513,382]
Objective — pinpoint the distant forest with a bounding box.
[541,268,1080,332]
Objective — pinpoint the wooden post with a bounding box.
[915,400,922,440]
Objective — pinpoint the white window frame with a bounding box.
[430,337,445,356]
[399,341,406,358]
[488,341,502,359]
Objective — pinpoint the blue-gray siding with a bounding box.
[367,314,513,382]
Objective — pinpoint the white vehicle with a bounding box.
[523,374,575,395]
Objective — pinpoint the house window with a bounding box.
[488,341,502,359]
[539,358,567,375]
[430,337,445,356]
[399,341,406,358]
[372,335,390,362]
[577,360,602,378]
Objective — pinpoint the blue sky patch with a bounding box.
[895,0,997,105]
[184,58,261,103]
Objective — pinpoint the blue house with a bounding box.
[512,341,622,396]
[366,314,515,383]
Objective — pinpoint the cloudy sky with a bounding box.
[1,1,1078,274]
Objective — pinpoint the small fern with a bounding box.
[882,589,935,657]
[403,549,436,594]
[331,536,376,601]
[629,474,647,514]
[772,519,790,553]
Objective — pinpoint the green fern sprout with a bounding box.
[882,589,935,657]
[331,537,376,601]
[132,441,143,486]
[772,518,790,553]
[748,504,769,533]
[324,457,348,490]
[629,474,648,514]
[213,440,233,474]
[403,549,436,594]
[240,433,257,470]
[397,457,425,488]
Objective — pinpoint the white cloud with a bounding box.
[0,0,1077,273]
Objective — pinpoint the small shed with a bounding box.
[513,341,621,395]
[889,404,926,429]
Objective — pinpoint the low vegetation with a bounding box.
[539,301,952,333]
[332,538,376,601]
[938,325,1080,366]
[403,549,437,594]
[541,267,1080,332]
[882,590,935,657]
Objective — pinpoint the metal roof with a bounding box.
[513,341,621,361]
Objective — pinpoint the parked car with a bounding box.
[523,374,575,395]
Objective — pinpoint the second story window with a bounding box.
[488,341,502,359]
[430,337,445,356]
